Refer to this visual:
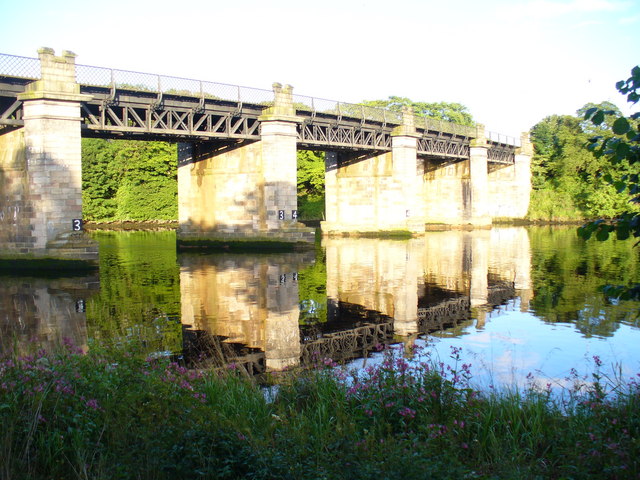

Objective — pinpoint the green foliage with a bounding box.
[527,188,583,221]
[0,343,267,479]
[297,246,327,325]
[528,104,637,221]
[297,150,325,197]
[577,66,640,300]
[82,139,177,221]
[297,150,326,220]
[81,139,119,220]
[297,195,325,220]
[528,226,639,335]
[87,231,182,353]
[1,342,639,479]
[361,96,475,126]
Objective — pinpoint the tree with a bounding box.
[111,141,177,221]
[360,96,475,126]
[529,111,633,220]
[297,150,325,197]
[82,139,178,222]
[82,139,120,220]
[578,66,640,300]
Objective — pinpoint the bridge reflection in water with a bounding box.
[0,274,99,354]
[178,227,532,373]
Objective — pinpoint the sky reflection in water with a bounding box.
[347,297,640,395]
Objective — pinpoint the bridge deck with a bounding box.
[0,52,519,163]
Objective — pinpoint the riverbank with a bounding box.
[1,342,637,479]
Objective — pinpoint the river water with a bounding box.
[1,226,638,391]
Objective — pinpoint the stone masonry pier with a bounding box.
[177,84,315,244]
[322,112,532,234]
[0,48,97,261]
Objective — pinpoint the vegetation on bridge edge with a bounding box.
[1,340,638,479]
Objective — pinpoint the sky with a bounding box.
[1,0,638,137]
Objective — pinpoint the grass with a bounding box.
[0,341,638,479]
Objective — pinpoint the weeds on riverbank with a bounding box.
[0,341,638,479]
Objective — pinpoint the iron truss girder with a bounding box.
[297,121,392,151]
[416,135,470,159]
[0,78,31,127]
[487,143,516,164]
[81,101,261,140]
[0,96,23,126]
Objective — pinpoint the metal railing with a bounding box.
[488,131,521,147]
[0,52,521,145]
[292,93,402,124]
[75,63,275,105]
[0,53,40,79]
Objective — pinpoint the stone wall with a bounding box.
[323,126,531,232]
[487,150,532,219]
[178,142,264,234]
[0,129,32,253]
[323,151,401,232]
[0,48,96,260]
[422,159,470,224]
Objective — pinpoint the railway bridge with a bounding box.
[0,48,532,260]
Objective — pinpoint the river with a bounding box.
[1,226,638,392]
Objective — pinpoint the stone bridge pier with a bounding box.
[177,83,315,245]
[0,48,97,261]
[322,115,532,234]
[322,108,426,234]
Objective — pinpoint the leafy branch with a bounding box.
[578,66,640,300]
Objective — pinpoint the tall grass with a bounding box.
[0,341,638,479]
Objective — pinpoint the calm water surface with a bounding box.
[1,226,638,390]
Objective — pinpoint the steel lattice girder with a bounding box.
[487,144,516,164]
[416,135,470,159]
[79,84,264,140]
[0,78,29,126]
[298,121,392,151]
[0,76,520,163]
[81,100,262,141]
[0,97,23,125]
